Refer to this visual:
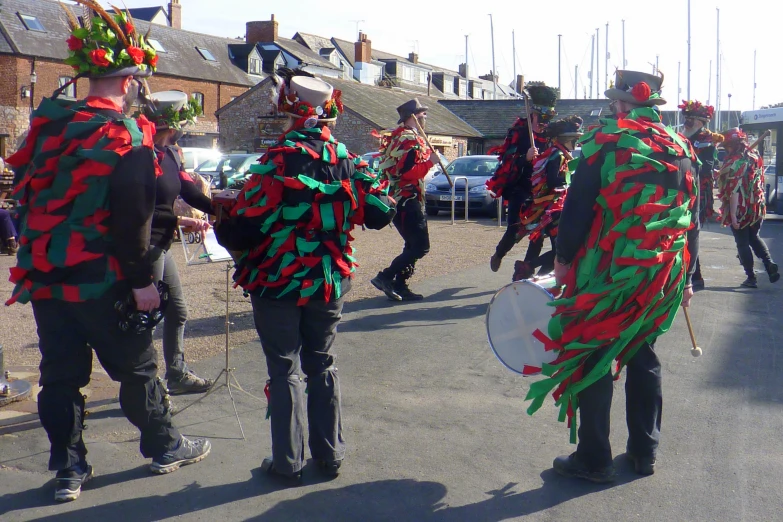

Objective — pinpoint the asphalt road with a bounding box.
[1,221,782,521]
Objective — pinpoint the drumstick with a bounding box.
[410,115,454,188]
[682,306,702,357]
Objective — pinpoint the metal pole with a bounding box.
[590,35,595,98]
[753,49,757,110]
[656,55,659,76]
[513,30,516,87]
[558,34,562,93]
[728,93,732,127]
[716,8,721,131]
[489,14,497,100]
[604,22,609,90]
[622,19,626,68]
[465,34,469,100]
[707,60,712,106]
[595,28,600,99]
[677,61,681,127]
[687,0,691,100]
[575,65,578,99]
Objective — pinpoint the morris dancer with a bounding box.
[526,70,699,482]
[371,99,434,301]
[679,100,723,289]
[143,91,215,394]
[215,70,395,482]
[5,4,210,502]
[488,83,558,273]
[717,128,779,288]
[512,115,583,281]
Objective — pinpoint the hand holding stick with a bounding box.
[520,90,536,151]
[410,116,453,188]
[682,306,702,357]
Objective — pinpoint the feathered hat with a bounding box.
[545,115,584,138]
[679,100,714,122]
[143,91,202,130]
[60,0,158,78]
[525,82,559,122]
[605,70,666,106]
[274,68,343,128]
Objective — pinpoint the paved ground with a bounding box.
[1,220,782,521]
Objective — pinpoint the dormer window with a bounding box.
[196,47,216,61]
[18,13,45,32]
[148,39,166,53]
[249,57,262,75]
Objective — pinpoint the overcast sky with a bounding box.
[130,0,780,112]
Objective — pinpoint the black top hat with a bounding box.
[397,98,428,124]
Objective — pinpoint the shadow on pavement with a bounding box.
[14,458,641,522]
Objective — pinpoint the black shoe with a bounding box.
[625,452,656,476]
[741,277,758,288]
[692,278,705,290]
[765,262,780,283]
[552,453,616,483]
[490,254,502,272]
[371,274,402,301]
[54,462,93,502]
[315,459,342,477]
[261,457,303,485]
[150,437,211,474]
[394,283,424,301]
[167,371,215,395]
[512,260,534,282]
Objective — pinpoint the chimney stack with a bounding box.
[516,75,525,94]
[459,63,469,78]
[246,15,278,45]
[168,0,181,29]
[355,32,372,64]
[408,52,419,64]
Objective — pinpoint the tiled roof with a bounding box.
[293,32,334,55]
[439,99,612,138]
[109,7,167,23]
[0,0,254,86]
[275,37,339,70]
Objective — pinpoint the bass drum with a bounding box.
[486,275,560,376]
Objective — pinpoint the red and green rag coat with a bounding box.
[486,118,549,199]
[717,148,765,228]
[524,107,698,442]
[515,143,571,243]
[228,126,393,305]
[378,126,432,205]
[5,96,158,305]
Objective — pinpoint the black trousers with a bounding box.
[732,221,772,276]
[381,198,430,283]
[31,286,180,471]
[494,193,526,259]
[523,235,556,274]
[251,295,345,475]
[575,341,662,469]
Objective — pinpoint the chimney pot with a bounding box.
[408,52,418,64]
[246,16,279,45]
[168,0,181,30]
[355,32,372,64]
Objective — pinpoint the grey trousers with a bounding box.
[250,295,345,475]
[150,247,189,380]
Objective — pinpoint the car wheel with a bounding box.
[425,207,439,217]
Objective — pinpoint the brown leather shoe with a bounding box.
[4,239,18,255]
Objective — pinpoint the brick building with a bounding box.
[0,0,256,155]
[216,76,482,159]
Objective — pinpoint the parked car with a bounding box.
[180,147,222,173]
[424,155,499,216]
[360,151,448,183]
[195,153,262,189]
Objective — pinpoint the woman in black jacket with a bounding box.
[145,92,215,395]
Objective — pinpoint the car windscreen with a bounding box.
[445,158,499,176]
[195,158,220,172]
[183,151,196,170]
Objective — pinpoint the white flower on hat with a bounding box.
[315,106,324,116]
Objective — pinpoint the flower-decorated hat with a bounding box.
[679,100,714,122]
[546,115,584,138]
[605,70,666,106]
[60,0,158,79]
[143,91,202,130]
[525,82,560,122]
[721,127,747,143]
[275,68,342,128]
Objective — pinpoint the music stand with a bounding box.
[172,227,263,440]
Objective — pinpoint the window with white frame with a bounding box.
[419,70,427,84]
[443,77,454,94]
[58,77,75,98]
[402,65,414,82]
[249,57,262,75]
[191,92,205,112]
